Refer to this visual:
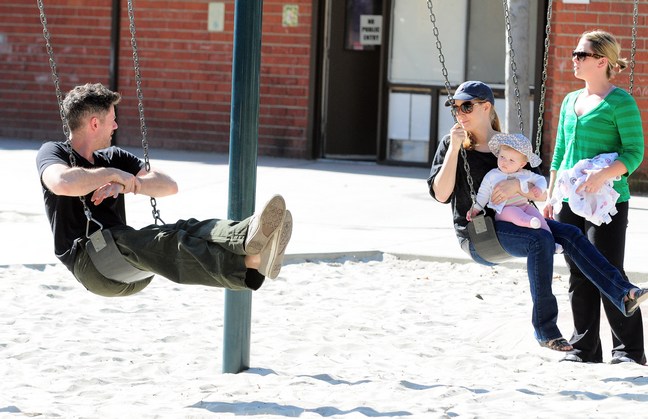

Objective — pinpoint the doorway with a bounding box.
[318,0,383,160]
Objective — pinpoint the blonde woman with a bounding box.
[545,30,645,364]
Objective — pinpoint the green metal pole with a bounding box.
[222,0,263,374]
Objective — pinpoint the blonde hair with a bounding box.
[582,30,628,79]
[463,106,502,150]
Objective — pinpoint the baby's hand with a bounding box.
[530,185,542,198]
[466,208,479,221]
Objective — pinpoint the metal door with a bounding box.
[320,0,382,159]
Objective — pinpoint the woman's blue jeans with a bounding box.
[468,219,636,343]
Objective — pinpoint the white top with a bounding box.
[475,168,547,213]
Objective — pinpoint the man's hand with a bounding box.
[91,182,125,205]
[112,171,141,195]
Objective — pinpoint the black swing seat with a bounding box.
[85,229,154,284]
[467,213,515,264]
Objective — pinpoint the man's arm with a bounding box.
[42,163,178,207]
[89,167,178,205]
[41,163,139,197]
[135,167,179,198]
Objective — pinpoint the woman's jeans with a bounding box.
[467,219,636,343]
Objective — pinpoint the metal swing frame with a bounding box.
[37,0,162,283]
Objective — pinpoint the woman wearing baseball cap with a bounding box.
[427,80,648,355]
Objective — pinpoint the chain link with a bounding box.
[427,1,452,107]
[502,0,525,136]
[127,0,163,224]
[36,0,70,144]
[37,0,101,232]
[426,0,476,205]
[629,0,638,95]
[534,0,552,158]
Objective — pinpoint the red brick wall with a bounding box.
[4,1,648,174]
[544,0,648,190]
[0,1,114,138]
[0,0,312,158]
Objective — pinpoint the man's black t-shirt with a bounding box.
[36,141,144,269]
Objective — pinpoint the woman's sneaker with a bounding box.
[258,210,293,279]
[244,195,286,255]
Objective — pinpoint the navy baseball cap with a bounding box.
[444,81,495,106]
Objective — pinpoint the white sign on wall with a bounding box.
[283,5,299,27]
[360,15,382,46]
[208,3,225,32]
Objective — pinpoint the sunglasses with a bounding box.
[450,101,487,116]
[572,50,602,61]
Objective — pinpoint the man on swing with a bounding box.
[36,82,292,297]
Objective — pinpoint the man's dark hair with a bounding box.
[62,83,122,131]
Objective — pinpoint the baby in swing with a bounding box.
[467,133,562,253]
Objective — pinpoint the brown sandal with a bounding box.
[540,337,573,352]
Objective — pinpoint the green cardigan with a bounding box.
[550,87,644,203]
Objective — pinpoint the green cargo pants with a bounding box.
[73,217,258,297]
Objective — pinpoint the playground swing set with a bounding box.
[36,0,266,374]
[35,0,639,372]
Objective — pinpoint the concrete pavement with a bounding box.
[2,138,647,282]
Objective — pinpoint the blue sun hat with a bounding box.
[488,133,542,168]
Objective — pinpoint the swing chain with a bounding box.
[126,0,163,225]
[629,0,638,95]
[427,1,452,105]
[37,0,70,143]
[38,0,99,232]
[534,0,553,158]
[502,0,525,135]
[426,0,477,206]
[126,0,148,167]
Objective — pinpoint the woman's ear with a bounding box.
[597,57,608,69]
